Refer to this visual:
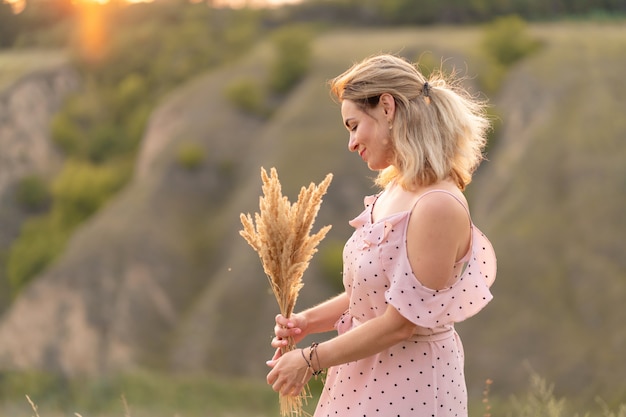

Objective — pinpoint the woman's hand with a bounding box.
[270,313,308,351]
[269,293,349,359]
[266,348,312,396]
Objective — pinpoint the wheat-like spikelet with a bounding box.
[240,167,333,417]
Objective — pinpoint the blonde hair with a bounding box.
[329,54,490,191]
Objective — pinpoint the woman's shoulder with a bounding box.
[411,180,469,213]
[406,182,471,240]
[411,191,468,222]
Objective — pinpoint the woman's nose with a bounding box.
[348,134,358,152]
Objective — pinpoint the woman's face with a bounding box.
[341,99,394,171]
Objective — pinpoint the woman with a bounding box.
[266,54,496,417]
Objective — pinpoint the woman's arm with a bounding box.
[406,191,471,290]
[302,291,350,334]
[312,304,416,367]
[272,292,349,349]
[267,304,416,395]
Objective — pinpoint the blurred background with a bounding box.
[0,0,625,416]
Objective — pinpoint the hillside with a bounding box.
[0,22,624,406]
[467,22,626,403]
[0,51,79,308]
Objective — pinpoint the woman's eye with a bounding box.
[350,125,357,132]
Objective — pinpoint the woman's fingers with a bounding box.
[266,350,311,396]
[274,324,302,337]
[274,314,294,333]
[270,332,278,348]
[271,347,282,361]
[270,376,307,396]
[275,315,303,332]
[272,317,303,348]
[281,367,311,396]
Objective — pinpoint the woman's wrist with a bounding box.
[303,342,325,376]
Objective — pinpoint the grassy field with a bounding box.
[0,372,289,417]
[0,49,68,90]
[2,372,624,417]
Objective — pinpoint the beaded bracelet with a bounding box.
[300,348,311,369]
[300,343,325,378]
[308,342,325,377]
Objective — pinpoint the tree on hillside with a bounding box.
[20,0,75,24]
[299,0,626,25]
[0,2,19,47]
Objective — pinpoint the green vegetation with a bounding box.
[482,15,542,68]
[475,14,543,94]
[223,23,315,116]
[224,77,268,117]
[0,2,18,47]
[15,175,51,212]
[494,373,626,417]
[0,371,280,417]
[268,25,314,94]
[51,160,127,224]
[176,142,206,171]
[0,50,67,90]
[1,371,624,417]
[318,239,345,293]
[2,0,625,52]
[5,3,263,294]
[6,216,66,293]
[8,160,127,291]
[49,80,141,162]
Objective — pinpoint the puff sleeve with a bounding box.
[384,225,496,329]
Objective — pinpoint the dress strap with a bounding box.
[411,189,472,223]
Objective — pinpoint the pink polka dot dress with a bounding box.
[314,190,496,417]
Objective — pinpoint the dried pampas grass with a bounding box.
[240,167,333,417]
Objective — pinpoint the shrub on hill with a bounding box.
[482,15,542,68]
[7,160,127,293]
[176,142,206,172]
[473,15,542,94]
[51,160,127,226]
[268,25,314,94]
[6,216,67,294]
[15,175,51,213]
[224,77,268,117]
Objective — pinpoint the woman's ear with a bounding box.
[379,93,396,121]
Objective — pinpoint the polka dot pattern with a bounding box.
[315,191,496,417]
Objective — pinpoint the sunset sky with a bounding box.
[7,0,301,13]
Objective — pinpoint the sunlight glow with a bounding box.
[6,0,298,13]
[6,0,25,14]
[75,2,107,63]
[6,0,153,13]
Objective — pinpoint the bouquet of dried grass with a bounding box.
[240,167,333,417]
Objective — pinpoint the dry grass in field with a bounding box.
[10,371,282,417]
[25,394,129,417]
[240,167,332,417]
